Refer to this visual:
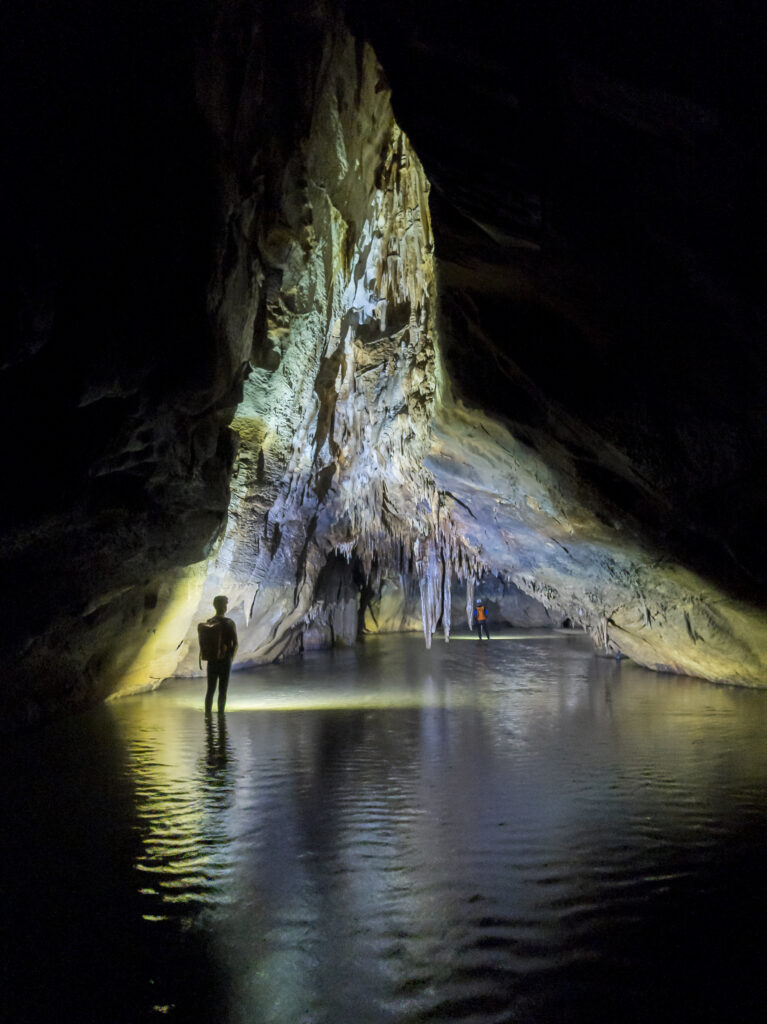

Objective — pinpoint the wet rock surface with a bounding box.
[346,0,767,680]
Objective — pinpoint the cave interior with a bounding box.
[2,0,767,726]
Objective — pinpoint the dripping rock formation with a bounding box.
[2,0,766,725]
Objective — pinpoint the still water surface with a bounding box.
[2,631,767,1023]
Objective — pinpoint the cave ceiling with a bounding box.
[1,0,766,724]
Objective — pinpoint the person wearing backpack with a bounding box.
[473,598,490,640]
[199,595,238,714]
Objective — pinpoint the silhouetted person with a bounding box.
[200,595,238,714]
[473,598,490,640]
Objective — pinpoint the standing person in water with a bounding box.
[474,598,490,640]
[200,595,238,714]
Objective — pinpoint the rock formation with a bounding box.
[174,21,483,674]
[0,0,247,725]
[2,0,766,725]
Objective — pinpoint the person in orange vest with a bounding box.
[473,598,490,640]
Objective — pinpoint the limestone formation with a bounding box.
[173,26,483,675]
[3,0,767,726]
[164,6,766,690]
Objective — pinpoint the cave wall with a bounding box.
[341,0,767,681]
[3,0,766,723]
[171,11,483,675]
[363,575,555,636]
[162,1,767,686]
[0,0,252,725]
[345,0,767,609]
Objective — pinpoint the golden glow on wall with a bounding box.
[110,563,208,697]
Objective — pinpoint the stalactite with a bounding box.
[336,541,354,562]
[466,576,475,629]
[442,549,452,642]
[416,537,441,649]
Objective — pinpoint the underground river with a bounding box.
[2,630,767,1023]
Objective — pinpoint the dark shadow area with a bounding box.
[4,635,767,1022]
[0,707,227,1023]
[345,0,767,606]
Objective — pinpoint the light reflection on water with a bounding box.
[3,631,767,1023]
[116,632,767,1023]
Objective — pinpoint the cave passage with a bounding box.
[3,4,766,723]
[3,632,767,1023]
[132,19,767,695]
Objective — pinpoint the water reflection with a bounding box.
[203,713,232,771]
[107,633,767,1022]
[3,632,767,1023]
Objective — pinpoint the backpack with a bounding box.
[198,618,226,666]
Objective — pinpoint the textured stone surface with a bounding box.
[166,3,766,687]
[344,0,767,681]
[173,18,482,674]
[427,401,767,682]
[0,0,250,725]
[2,1,767,725]
[348,0,767,604]
[363,575,555,636]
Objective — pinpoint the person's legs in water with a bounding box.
[483,621,491,640]
[205,660,219,714]
[216,658,231,713]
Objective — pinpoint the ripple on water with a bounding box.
[47,634,762,1022]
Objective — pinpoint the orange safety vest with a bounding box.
[475,604,487,621]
